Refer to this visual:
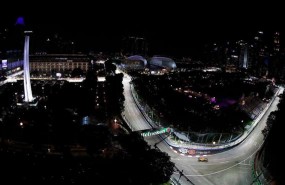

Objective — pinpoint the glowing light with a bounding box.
[23,32,34,102]
[15,17,25,26]
[141,127,172,137]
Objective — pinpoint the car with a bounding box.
[198,156,208,162]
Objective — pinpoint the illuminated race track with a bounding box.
[122,74,153,131]
[122,71,283,185]
[167,94,281,185]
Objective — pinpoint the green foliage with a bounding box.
[262,92,285,185]
[71,67,83,77]
[105,74,125,117]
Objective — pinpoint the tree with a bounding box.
[105,59,117,74]
[79,124,112,155]
[105,74,125,117]
[118,132,174,184]
[71,68,83,78]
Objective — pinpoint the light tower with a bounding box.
[23,30,34,102]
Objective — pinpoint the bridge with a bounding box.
[139,127,172,137]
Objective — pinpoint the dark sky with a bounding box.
[1,3,284,58]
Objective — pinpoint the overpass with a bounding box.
[138,127,172,137]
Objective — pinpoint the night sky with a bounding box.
[1,3,284,58]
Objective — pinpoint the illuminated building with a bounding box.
[122,55,147,69]
[273,32,280,54]
[122,36,148,56]
[149,56,177,70]
[239,42,249,69]
[29,54,90,76]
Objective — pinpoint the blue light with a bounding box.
[15,17,25,26]
[82,116,90,125]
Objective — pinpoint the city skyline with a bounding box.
[1,4,284,57]
[1,6,285,183]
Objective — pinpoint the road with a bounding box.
[169,93,281,185]
[122,74,152,131]
[121,71,283,185]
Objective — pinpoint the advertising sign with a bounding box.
[2,59,7,69]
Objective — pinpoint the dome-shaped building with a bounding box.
[121,55,147,69]
[149,56,177,70]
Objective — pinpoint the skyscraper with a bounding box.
[251,31,267,76]
[273,31,280,54]
[238,40,249,69]
[240,44,249,69]
[122,36,148,56]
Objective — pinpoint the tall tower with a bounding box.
[122,36,148,56]
[273,31,280,54]
[23,31,34,102]
[238,41,249,69]
[240,44,249,69]
[242,45,248,69]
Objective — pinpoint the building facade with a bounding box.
[29,54,90,77]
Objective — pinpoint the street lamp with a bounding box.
[113,118,120,133]
[178,169,184,183]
